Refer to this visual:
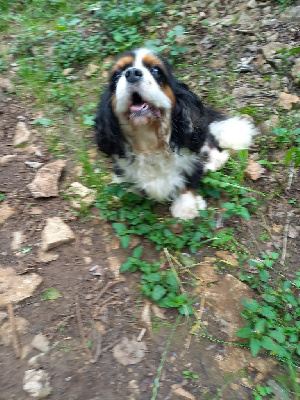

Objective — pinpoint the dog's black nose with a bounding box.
[125,68,143,83]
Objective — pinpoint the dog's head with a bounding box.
[110,48,175,127]
[95,48,207,155]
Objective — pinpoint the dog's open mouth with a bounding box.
[129,92,161,119]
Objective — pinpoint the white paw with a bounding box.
[204,149,230,172]
[170,192,207,220]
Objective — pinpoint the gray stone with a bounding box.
[65,182,96,210]
[11,231,25,251]
[291,59,300,82]
[14,122,31,147]
[0,154,16,165]
[269,75,281,90]
[41,217,75,251]
[27,160,66,198]
[31,334,50,353]
[279,6,300,22]
[0,77,14,93]
[23,369,52,398]
[261,42,290,61]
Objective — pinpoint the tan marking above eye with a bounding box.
[111,55,134,72]
[142,54,167,74]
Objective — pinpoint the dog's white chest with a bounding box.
[115,149,198,201]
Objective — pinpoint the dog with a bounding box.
[95,48,258,219]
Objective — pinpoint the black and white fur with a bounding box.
[95,48,257,219]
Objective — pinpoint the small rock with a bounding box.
[84,63,99,77]
[279,6,300,22]
[0,267,43,307]
[278,92,300,110]
[247,0,256,8]
[14,122,31,147]
[269,75,281,90]
[194,261,219,284]
[261,42,290,61]
[0,317,29,346]
[23,369,52,398]
[172,387,196,400]
[0,154,16,165]
[65,182,96,210]
[25,161,44,169]
[27,160,66,198]
[11,231,25,251]
[0,311,8,324]
[0,202,16,225]
[291,59,300,82]
[0,77,14,93]
[41,217,75,251]
[62,68,73,76]
[113,337,147,366]
[245,159,265,180]
[107,256,121,279]
[237,11,254,27]
[288,226,299,239]
[151,304,166,319]
[37,249,59,263]
[28,353,46,368]
[32,334,50,353]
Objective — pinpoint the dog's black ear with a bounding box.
[170,79,208,152]
[94,86,126,156]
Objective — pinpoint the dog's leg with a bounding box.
[203,148,230,172]
[170,190,206,219]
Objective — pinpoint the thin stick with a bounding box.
[7,303,21,358]
[280,210,293,266]
[91,330,102,364]
[75,295,92,360]
[286,167,295,191]
[151,315,182,400]
[94,280,119,303]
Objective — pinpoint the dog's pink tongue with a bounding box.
[130,103,147,112]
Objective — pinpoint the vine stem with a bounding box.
[151,315,182,400]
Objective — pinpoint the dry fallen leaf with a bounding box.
[245,160,265,181]
[278,92,299,110]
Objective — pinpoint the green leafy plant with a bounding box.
[42,287,62,300]
[238,254,300,366]
[252,385,274,400]
[182,370,199,380]
[120,246,195,315]
[0,194,5,202]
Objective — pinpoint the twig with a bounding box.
[99,338,120,355]
[7,303,21,358]
[91,329,102,364]
[94,280,119,303]
[286,167,295,191]
[280,210,293,266]
[97,293,119,308]
[75,295,92,360]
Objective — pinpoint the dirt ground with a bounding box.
[0,86,299,400]
[1,1,300,399]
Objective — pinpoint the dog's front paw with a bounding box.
[170,192,207,220]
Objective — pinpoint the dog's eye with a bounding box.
[150,67,161,78]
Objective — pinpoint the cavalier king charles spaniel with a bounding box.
[95,48,258,219]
